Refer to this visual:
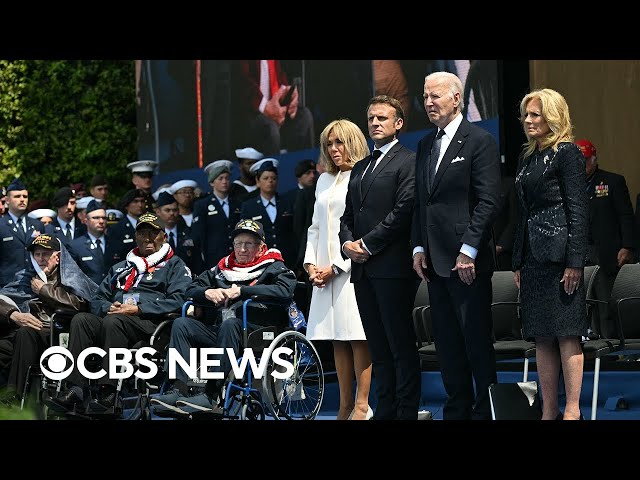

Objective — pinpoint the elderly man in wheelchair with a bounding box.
[151,219,301,416]
[47,213,192,414]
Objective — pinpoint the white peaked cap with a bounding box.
[127,160,158,173]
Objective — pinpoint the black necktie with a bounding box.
[94,238,104,262]
[221,200,229,217]
[169,231,176,250]
[361,149,382,191]
[429,129,445,189]
[65,224,72,242]
[267,201,276,207]
[17,217,26,241]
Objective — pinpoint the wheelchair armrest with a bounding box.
[249,295,291,306]
[165,313,181,320]
[52,308,77,323]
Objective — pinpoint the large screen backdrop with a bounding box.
[136,60,500,193]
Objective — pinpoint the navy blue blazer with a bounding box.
[341,142,416,280]
[68,234,120,286]
[411,119,501,277]
[48,218,87,248]
[192,194,242,272]
[0,215,44,287]
[240,194,296,269]
[107,216,137,261]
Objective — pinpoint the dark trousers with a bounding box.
[166,317,218,385]
[354,276,420,420]
[66,313,157,387]
[428,272,497,420]
[8,326,50,395]
[0,329,16,386]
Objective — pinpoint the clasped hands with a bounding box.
[108,301,139,316]
[308,265,335,289]
[204,284,241,307]
[343,239,370,264]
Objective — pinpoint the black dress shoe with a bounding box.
[88,392,117,413]
[47,388,83,411]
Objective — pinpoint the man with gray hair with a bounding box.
[411,71,501,420]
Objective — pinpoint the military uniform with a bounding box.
[192,194,242,271]
[0,215,44,287]
[47,218,87,249]
[69,234,121,285]
[167,222,199,275]
[107,216,137,263]
[240,194,297,269]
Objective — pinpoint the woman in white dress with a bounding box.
[304,119,373,420]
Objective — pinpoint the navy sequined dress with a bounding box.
[512,142,588,340]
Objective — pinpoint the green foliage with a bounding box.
[0,60,136,203]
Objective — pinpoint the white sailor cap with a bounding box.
[127,160,158,174]
[204,160,234,181]
[76,196,96,210]
[152,187,172,201]
[169,179,199,194]
[106,209,124,222]
[249,158,279,177]
[235,147,264,161]
[28,208,57,220]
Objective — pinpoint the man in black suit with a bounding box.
[339,95,420,420]
[576,140,635,325]
[411,72,501,420]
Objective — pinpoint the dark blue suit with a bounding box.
[340,141,420,420]
[168,222,199,275]
[240,194,296,269]
[68,234,120,286]
[107,216,137,262]
[0,215,44,287]
[192,194,242,271]
[411,118,502,420]
[48,218,86,249]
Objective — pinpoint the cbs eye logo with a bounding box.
[40,346,74,380]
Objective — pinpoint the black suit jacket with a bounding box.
[340,142,416,281]
[411,119,501,277]
[512,142,587,270]
[586,168,635,275]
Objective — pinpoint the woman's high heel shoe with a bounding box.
[365,406,374,420]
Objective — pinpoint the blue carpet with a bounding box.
[316,367,640,420]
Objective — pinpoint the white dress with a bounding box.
[304,171,365,341]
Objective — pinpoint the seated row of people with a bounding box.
[0,213,296,416]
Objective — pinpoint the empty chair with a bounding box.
[490,271,536,381]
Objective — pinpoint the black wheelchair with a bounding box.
[24,309,176,420]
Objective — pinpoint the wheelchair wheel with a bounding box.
[262,330,324,420]
[241,397,266,420]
